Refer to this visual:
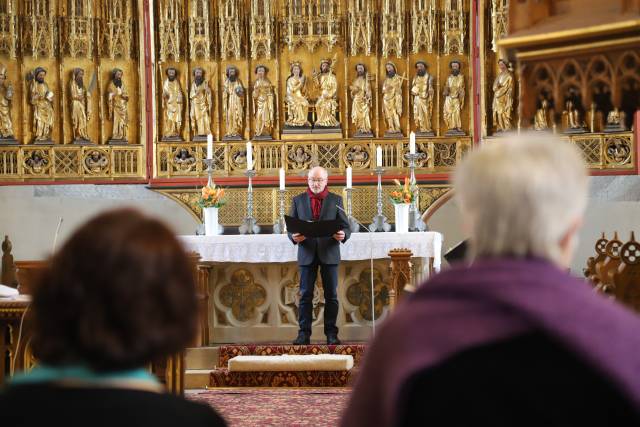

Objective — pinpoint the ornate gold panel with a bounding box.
[23,1,57,59]
[281,0,341,52]
[411,0,436,54]
[158,0,183,62]
[189,0,213,60]
[443,0,465,55]
[61,0,94,59]
[219,269,267,322]
[250,0,273,60]
[101,0,133,60]
[218,0,242,60]
[0,1,17,58]
[348,0,373,57]
[381,0,404,58]
[345,268,389,321]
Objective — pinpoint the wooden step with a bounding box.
[185,369,214,389]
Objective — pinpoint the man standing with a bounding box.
[222,65,244,138]
[382,62,403,134]
[443,60,465,135]
[70,68,90,142]
[411,61,434,134]
[288,166,351,345]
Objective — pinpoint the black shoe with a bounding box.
[327,335,341,345]
[293,332,310,345]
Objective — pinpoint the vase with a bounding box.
[394,203,410,233]
[203,207,220,236]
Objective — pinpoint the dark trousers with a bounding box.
[298,258,339,337]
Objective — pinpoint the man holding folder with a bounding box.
[288,166,351,345]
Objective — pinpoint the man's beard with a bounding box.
[76,78,84,88]
[228,74,237,82]
[452,69,460,76]
[357,70,365,77]
[417,69,426,77]
[113,78,122,88]
[195,76,204,86]
[36,76,45,83]
[168,75,176,82]
[386,70,396,78]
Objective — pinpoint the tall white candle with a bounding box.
[376,146,383,167]
[246,141,253,169]
[279,168,285,190]
[409,131,416,154]
[207,134,213,160]
[346,166,352,189]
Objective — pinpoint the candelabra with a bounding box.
[369,167,391,232]
[344,188,361,232]
[273,189,286,234]
[239,169,261,234]
[404,153,427,231]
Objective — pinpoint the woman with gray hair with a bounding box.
[341,135,640,427]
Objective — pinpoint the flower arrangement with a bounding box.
[198,183,226,208]
[390,177,416,204]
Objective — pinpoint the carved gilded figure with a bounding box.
[285,62,310,127]
[222,65,244,138]
[189,67,212,138]
[534,98,549,131]
[252,65,274,138]
[411,61,434,134]
[492,59,514,132]
[0,65,14,138]
[29,67,54,142]
[443,60,465,134]
[107,68,129,141]
[350,63,372,136]
[162,67,183,140]
[382,62,403,134]
[313,58,339,127]
[605,107,626,132]
[563,88,585,132]
[70,68,91,142]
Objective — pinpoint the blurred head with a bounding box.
[31,208,198,372]
[308,166,328,194]
[450,61,461,76]
[454,134,588,268]
[166,67,177,81]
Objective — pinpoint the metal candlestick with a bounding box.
[344,188,360,233]
[404,152,427,232]
[203,158,214,188]
[273,189,286,234]
[239,169,261,234]
[369,167,391,232]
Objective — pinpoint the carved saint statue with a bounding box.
[534,98,549,131]
[161,67,183,140]
[605,107,626,132]
[107,68,129,141]
[350,63,372,136]
[189,67,212,138]
[253,65,274,138]
[70,68,91,142]
[222,65,244,138]
[411,61,434,134]
[313,58,339,127]
[563,88,585,132]
[285,62,310,127]
[492,59,514,132]
[443,60,465,134]
[382,62,403,134]
[30,67,54,142]
[0,65,14,138]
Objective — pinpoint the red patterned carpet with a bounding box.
[188,388,352,426]
[211,344,366,387]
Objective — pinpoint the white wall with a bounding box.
[0,185,198,261]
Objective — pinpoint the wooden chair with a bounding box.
[612,232,640,312]
[594,232,622,293]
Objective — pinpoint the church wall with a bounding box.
[0,184,198,261]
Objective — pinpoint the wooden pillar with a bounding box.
[187,252,212,347]
[388,249,413,311]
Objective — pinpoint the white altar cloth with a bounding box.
[179,232,442,271]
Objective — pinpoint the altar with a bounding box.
[180,232,442,343]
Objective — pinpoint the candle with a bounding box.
[246,141,253,169]
[376,146,382,167]
[279,168,285,190]
[409,131,416,154]
[346,166,352,189]
[206,134,213,160]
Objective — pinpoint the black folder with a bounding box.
[284,215,343,238]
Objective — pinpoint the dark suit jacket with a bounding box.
[288,191,351,266]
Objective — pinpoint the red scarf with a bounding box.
[307,186,329,220]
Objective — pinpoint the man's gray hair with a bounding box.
[453,133,588,265]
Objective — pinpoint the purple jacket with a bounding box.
[341,258,640,427]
